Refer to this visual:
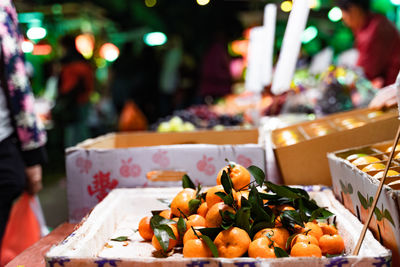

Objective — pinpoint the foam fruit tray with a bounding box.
[46,186,391,267]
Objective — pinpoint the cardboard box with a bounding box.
[271,108,399,186]
[66,129,265,222]
[328,141,400,265]
[46,187,391,266]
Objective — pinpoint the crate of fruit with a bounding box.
[328,140,400,265]
[47,163,391,266]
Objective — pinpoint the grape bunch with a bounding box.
[152,105,244,132]
[316,82,353,115]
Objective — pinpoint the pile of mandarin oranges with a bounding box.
[138,162,345,258]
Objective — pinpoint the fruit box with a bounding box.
[66,129,265,222]
[45,187,391,267]
[328,140,400,266]
[271,108,399,186]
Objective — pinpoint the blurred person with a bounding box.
[199,31,232,101]
[0,0,46,250]
[338,0,400,87]
[369,70,400,110]
[54,35,94,147]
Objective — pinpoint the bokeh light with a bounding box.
[281,1,292,13]
[328,7,342,22]
[99,43,120,62]
[309,0,321,10]
[197,0,210,6]
[27,26,47,40]
[302,26,318,43]
[230,40,249,57]
[21,40,34,53]
[391,0,400,5]
[75,34,95,59]
[145,0,157,7]
[32,43,52,55]
[143,32,167,46]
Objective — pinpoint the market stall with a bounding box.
[3,0,400,267]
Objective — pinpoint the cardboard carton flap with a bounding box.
[68,129,259,150]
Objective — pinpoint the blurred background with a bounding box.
[12,0,400,228]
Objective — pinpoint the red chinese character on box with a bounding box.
[87,171,118,202]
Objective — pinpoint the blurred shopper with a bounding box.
[54,35,94,147]
[369,71,400,109]
[199,31,232,101]
[0,0,46,250]
[338,0,400,87]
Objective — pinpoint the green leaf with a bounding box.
[295,198,319,218]
[151,210,163,216]
[150,215,176,230]
[111,236,129,242]
[248,186,273,224]
[221,170,233,195]
[200,235,219,257]
[274,247,289,258]
[374,207,383,221]
[259,192,279,200]
[196,184,202,196]
[357,192,368,210]
[189,199,201,215]
[281,210,305,229]
[199,192,207,202]
[309,208,334,222]
[248,185,263,207]
[182,174,196,189]
[235,207,251,233]
[220,210,236,223]
[297,199,309,222]
[214,192,234,205]
[177,217,187,237]
[339,180,347,194]
[288,187,310,200]
[198,227,222,240]
[286,234,297,250]
[220,210,235,230]
[153,224,176,252]
[221,223,233,230]
[247,165,265,187]
[265,182,301,199]
[347,183,353,194]
[384,209,395,226]
[265,197,292,207]
[240,196,251,208]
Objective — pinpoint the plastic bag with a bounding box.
[118,100,148,131]
[0,193,43,265]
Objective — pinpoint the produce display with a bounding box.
[272,109,389,148]
[153,105,245,132]
[330,140,400,265]
[343,144,400,191]
[286,66,376,116]
[137,162,345,258]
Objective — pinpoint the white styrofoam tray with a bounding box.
[46,187,391,266]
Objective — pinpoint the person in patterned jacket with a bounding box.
[0,0,47,247]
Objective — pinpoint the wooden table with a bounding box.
[5,223,76,267]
